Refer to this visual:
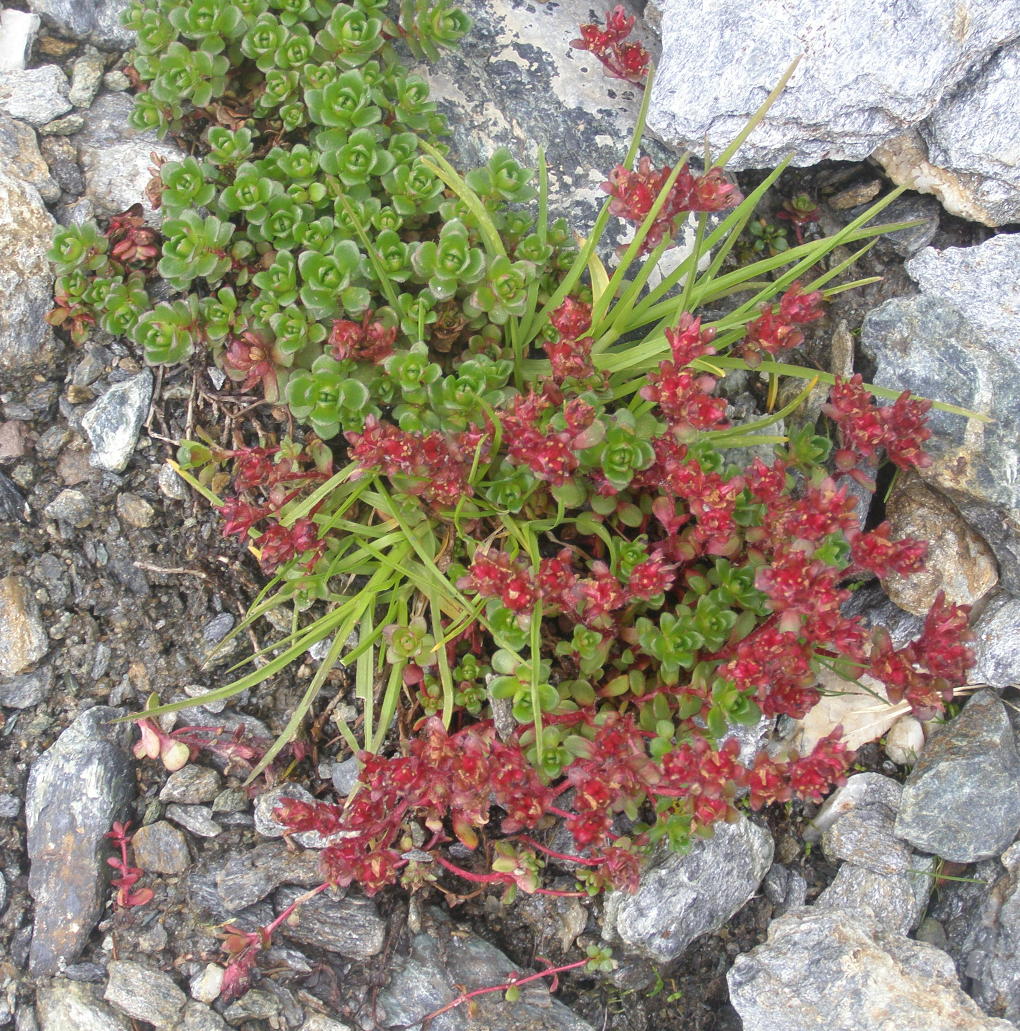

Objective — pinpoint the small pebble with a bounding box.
[39,112,84,135]
[166,804,222,838]
[116,492,155,528]
[211,787,248,814]
[158,462,188,500]
[190,964,224,1004]
[130,820,190,874]
[44,488,93,528]
[160,765,222,805]
[102,69,130,91]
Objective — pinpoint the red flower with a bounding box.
[571,6,650,85]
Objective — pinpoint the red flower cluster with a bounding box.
[850,521,928,578]
[499,392,601,486]
[254,517,323,573]
[746,732,852,808]
[329,310,397,364]
[461,549,538,613]
[602,159,743,253]
[740,282,825,365]
[719,622,818,719]
[346,415,472,507]
[869,592,973,719]
[570,5,650,85]
[823,374,933,485]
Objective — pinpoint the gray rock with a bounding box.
[130,820,190,874]
[0,574,48,677]
[75,93,184,222]
[823,800,912,876]
[80,370,152,472]
[44,487,94,528]
[762,863,807,915]
[814,856,935,935]
[0,65,71,125]
[377,907,594,1031]
[602,816,773,962]
[35,979,132,1031]
[728,907,1016,1031]
[299,1016,354,1031]
[26,706,135,975]
[648,0,1019,171]
[274,885,385,960]
[0,9,41,73]
[0,793,20,817]
[221,990,280,1026]
[104,960,187,1028]
[173,1002,229,1031]
[807,772,904,839]
[159,765,222,805]
[0,870,6,915]
[214,841,321,913]
[68,47,106,108]
[864,263,1020,591]
[188,965,224,1005]
[164,803,221,838]
[895,690,1020,861]
[0,168,57,371]
[102,69,129,92]
[971,593,1020,689]
[27,0,135,50]
[919,42,1020,226]
[39,111,83,135]
[327,756,359,797]
[158,461,188,500]
[0,666,53,707]
[423,0,661,251]
[0,113,60,202]
[957,841,1020,1022]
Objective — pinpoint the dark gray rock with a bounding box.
[0,574,48,678]
[895,690,1020,862]
[213,841,321,913]
[159,765,222,805]
[648,0,1019,172]
[872,193,941,257]
[762,863,807,915]
[104,960,187,1028]
[602,815,773,962]
[80,370,152,473]
[0,113,60,202]
[864,253,1020,591]
[35,979,132,1031]
[0,65,71,125]
[0,793,20,818]
[955,841,1020,1022]
[26,0,134,50]
[377,907,594,1031]
[273,885,385,960]
[0,168,57,371]
[971,593,1020,689]
[728,908,1016,1031]
[0,666,53,708]
[130,820,190,874]
[26,705,135,975]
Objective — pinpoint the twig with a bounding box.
[133,561,210,579]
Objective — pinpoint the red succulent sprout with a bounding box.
[106,821,154,909]
[104,204,161,271]
[222,331,279,399]
[571,5,651,85]
[550,296,593,338]
[329,309,397,364]
[849,522,928,578]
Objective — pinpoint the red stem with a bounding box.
[422,957,591,1026]
[516,835,603,866]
